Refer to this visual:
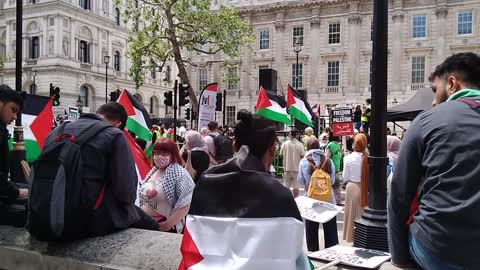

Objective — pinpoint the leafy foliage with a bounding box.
[117,0,254,106]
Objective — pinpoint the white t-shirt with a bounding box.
[342,152,364,183]
[280,138,305,172]
[139,171,172,218]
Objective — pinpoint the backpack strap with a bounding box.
[75,121,112,145]
[457,98,480,115]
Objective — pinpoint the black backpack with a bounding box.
[27,121,111,241]
[210,134,234,161]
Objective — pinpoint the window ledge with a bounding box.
[80,63,92,70]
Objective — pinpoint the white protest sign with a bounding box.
[308,245,391,269]
[295,196,342,223]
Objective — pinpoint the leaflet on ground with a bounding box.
[294,196,343,223]
[308,245,391,269]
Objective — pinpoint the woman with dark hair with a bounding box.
[342,133,368,242]
[297,138,339,251]
[139,138,194,233]
[179,111,312,269]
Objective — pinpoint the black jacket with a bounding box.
[388,97,480,267]
[190,146,301,220]
[43,114,140,235]
[0,121,19,203]
[181,150,209,183]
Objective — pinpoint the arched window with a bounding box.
[133,93,142,102]
[115,8,120,26]
[114,51,120,71]
[150,97,154,114]
[79,40,90,63]
[80,85,89,107]
[31,36,39,59]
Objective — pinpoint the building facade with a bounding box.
[187,0,480,126]
[0,0,175,118]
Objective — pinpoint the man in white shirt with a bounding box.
[280,129,305,197]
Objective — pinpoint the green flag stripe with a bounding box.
[290,106,313,126]
[126,118,152,141]
[256,108,292,124]
[8,139,41,163]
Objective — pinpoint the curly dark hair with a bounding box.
[429,52,480,89]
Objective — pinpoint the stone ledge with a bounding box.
[0,226,182,270]
[0,226,417,270]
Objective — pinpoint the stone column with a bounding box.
[391,12,404,92]
[347,15,362,94]
[71,21,76,59]
[274,11,285,94]
[54,16,61,56]
[42,17,48,57]
[435,7,448,65]
[309,8,321,97]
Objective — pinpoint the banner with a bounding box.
[197,83,218,132]
[331,107,354,137]
[308,245,391,269]
[295,196,342,224]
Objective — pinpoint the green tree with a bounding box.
[117,0,254,108]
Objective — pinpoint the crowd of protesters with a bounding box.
[0,52,479,269]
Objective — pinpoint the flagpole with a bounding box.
[11,0,27,183]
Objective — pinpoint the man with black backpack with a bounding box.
[204,121,234,166]
[28,103,160,240]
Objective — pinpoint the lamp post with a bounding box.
[76,95,84,115]
[32,69,37,94]
[103,54,110,103]
[293,37,302,90]
[392,97,398,107]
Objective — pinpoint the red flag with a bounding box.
[256,86,273,110]
[123,129,151,180]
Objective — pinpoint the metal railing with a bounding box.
[325,86,340,94]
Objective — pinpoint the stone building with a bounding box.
[187,0,480,126]
[0,0,175,118]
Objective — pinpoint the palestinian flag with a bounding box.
[8,94,53,162]
[117,90,153,157]
[123,129,152,206]
[178,151,313,270]
[255,86,291,125]
[287,84,313,127]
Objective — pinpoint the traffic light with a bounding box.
[192,111,197,120]
[164,91,173,106]
[185,108,191,120]
[216,92,223,111]
[178,84,189,106]
[109,91,117,102]
[50,83,60,106]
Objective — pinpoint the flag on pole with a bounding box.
[123,129,152,206]
[117,90,153,157]
[8,94,53,162]
[287,84,313,127]
[255,86,291,125]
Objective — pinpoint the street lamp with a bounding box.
[392,97,398,107]
[293,37,302,90]
[76,95,84,115]
[103,54,110,103]
[32,69,37,94]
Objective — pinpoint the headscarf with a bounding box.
[387,136,401,164]
[353,133,369,207]
[184,130,206,151]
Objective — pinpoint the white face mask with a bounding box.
[153,154,172,169]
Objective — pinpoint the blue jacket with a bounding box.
[297,149,336,205]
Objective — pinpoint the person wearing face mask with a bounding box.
[139,138,195,233]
